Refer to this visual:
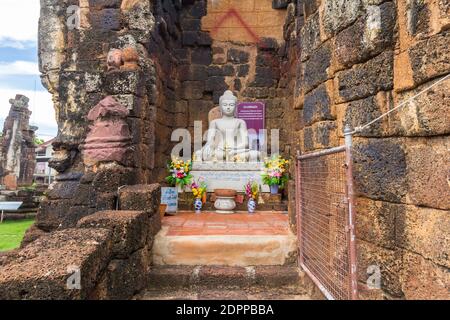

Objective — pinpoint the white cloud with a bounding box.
[0,88,57,139]
[0,0,40,46]
[0,61,39,76]
[0,39,36,49]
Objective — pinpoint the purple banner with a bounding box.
[237,102,265,150]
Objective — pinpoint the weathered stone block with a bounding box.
[357,240,403,297]
[47,180,80,200]
[405,137,450,209]
[62,206,97,229]
[91,165,136,193]
[303,43,332,93]
[124,1,155,40]
[302,126,314,151]
[207,65,235,77]
[204,76,228,92]
[188,99,214,124]
[89,9,122,31]
[321,0,362,37]
[396,205,449,268]
[334,2,395,68]
[111,94,145,118]
[303,0,320,18]
[180,81,205,99]
[335,50,393,103]
[316,121,338,149]
[104,71,145,97]
[227,48,250,64]
[338,92,393,137]
[118,184,161,216]
[20,224,47,248]
[91,246,150,299]
[178,65,208,81]
[399,250,449,300]
[300,12,321,62]
[78,210,148,258]
[303,82,334,126]
[408,32,450,86]
[272,0,290,9]
[181,18,201,31]
[237,64,250,77]
[0,228,112,300]
[89,0,121,9]
[393,79,450,136]
[191,47,212,65]
[353,138,407,202]
[197,31,213,46]
[356,197,398,249]
[36,199,73,231]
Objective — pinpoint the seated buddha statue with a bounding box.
[194,90,260,162]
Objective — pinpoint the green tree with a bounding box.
[34,138,44,145]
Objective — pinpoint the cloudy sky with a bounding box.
[0,0,56,140]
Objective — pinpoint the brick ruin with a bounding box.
[0,94,37,189]
[0,0,447,299]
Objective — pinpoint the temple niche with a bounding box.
[6,0,445,301]
[0,95,37,190]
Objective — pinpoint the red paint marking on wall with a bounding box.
[211,8,261,44]
[210,8,284,68]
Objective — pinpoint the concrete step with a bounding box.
[138,265,310,300]
[152,212,297,267]
[138,288,311,300]
[152,227,297,267]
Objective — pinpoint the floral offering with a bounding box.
[261,155,290,190]
[244,180,259,200]
[165,157,193,188]
[191,180,207,200]
[191,179,207,213]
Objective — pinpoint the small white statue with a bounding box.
[195,90,260,162]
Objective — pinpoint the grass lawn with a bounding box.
[0,219,35,252]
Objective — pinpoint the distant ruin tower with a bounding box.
[0,95,38,189]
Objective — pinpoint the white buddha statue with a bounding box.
[194,90,260,162]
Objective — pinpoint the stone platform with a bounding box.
[152,211,297,266]
[191,162,270,192]
[178,192,288,212]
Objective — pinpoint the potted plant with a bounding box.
[191,179,207,214]
[261,154,290,194]
[165,157,193,193]
[244,180,259,214]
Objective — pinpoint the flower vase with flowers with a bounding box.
[165,157,193,192]
[191,179,207,213]
[261,155,290,194]
[244,180,259,213]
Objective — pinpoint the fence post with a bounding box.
[295,150,304,266]
[344,125,358,300]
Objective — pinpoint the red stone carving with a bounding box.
[82,96,132,166]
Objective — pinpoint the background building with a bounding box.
[33,138,56,185]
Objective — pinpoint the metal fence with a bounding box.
[295,130,358,300]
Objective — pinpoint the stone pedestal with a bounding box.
[191,162,270,193]
[214,196,236,214]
